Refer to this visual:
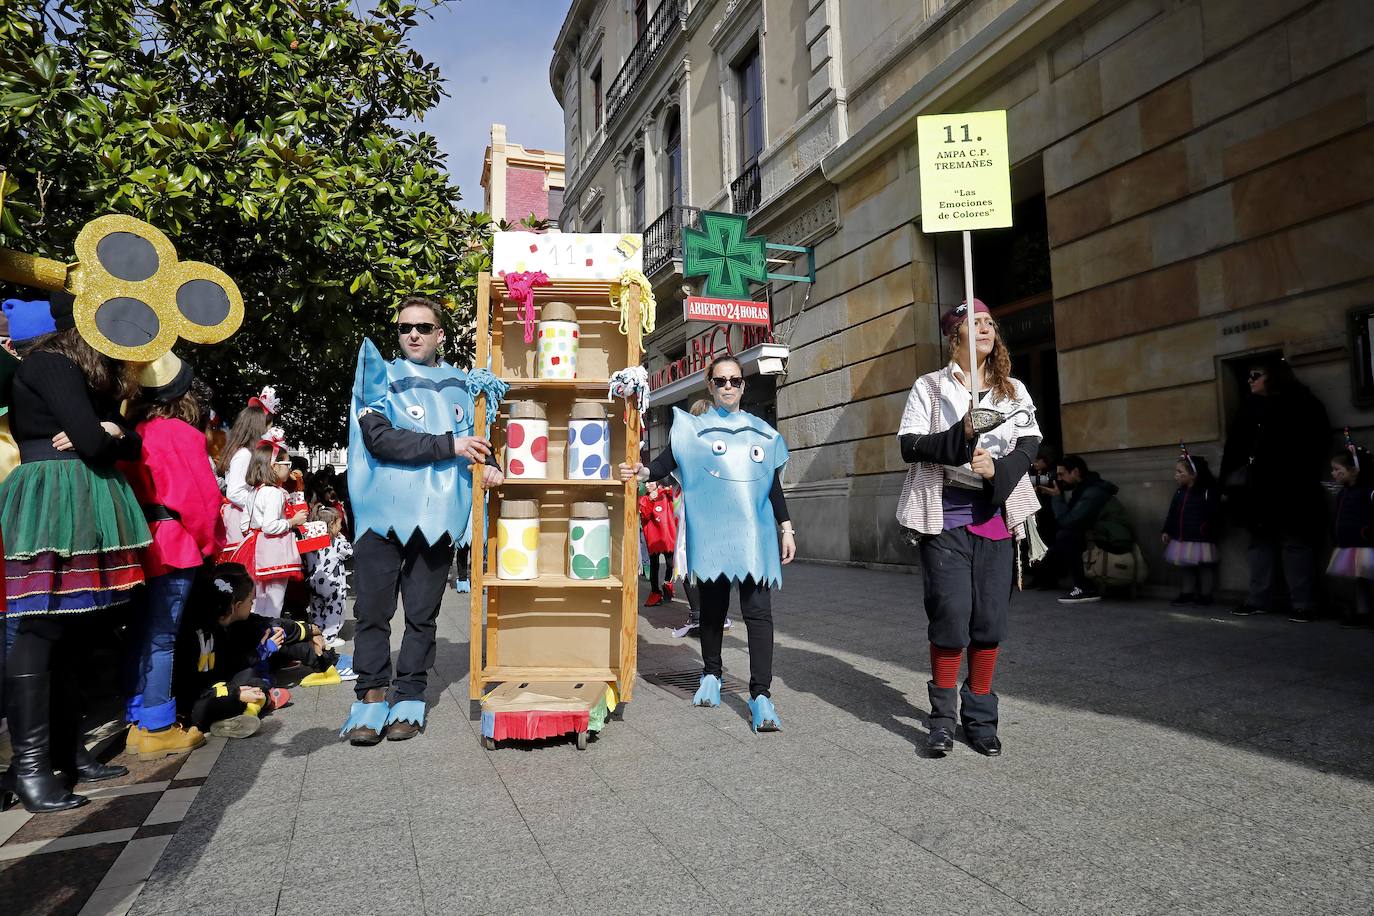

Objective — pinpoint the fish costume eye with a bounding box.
[711,439,727,455]
[453,404,466,425]
[406,405,426,421]
[750,445,765,463]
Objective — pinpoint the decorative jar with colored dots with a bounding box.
[504,401,548,479]
[568,502,611,580]
[536,300,579,379]
[496,499,540,580]
[566,401,611,480]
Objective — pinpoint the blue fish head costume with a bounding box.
[347,338,475,547]
[670,405,789,587]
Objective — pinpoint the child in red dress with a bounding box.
[229,428,307,615]
[640,479,678,606]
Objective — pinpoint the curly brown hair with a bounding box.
[30,328,138,401]
[945,321,1016,403]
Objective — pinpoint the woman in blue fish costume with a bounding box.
[621,355,796,732]
[340,297,504,745]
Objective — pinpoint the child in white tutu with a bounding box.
[1328,442,1373,627]
[1161,446,1221,605]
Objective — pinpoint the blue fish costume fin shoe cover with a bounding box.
[670,406,789,588]
[346,339,476,548]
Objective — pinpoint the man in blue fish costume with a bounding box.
[341,296,504,745]
[621,355,796,732]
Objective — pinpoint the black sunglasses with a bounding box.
[1247,371,1267,381]
[711,376,744,389]
[398,322,438,335]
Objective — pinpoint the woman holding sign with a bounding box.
[895,299,1041,757]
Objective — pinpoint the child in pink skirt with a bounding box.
[1161,448,1221,606]
[230,428,306,615]
[1328,445,1374,627]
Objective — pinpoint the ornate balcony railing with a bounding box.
[730,162,761,215]
[605,0,681,127]
[644,203,701,278]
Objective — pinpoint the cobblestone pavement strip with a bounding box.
[26,562,1374,915]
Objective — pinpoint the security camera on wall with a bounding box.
[757,355,787,376]
[754,343,790,377]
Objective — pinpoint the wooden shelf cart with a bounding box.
[468,272,642,745]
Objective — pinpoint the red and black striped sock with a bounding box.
[967,644,999,695]
[930,644,962,689]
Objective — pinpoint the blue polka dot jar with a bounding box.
[567,401,611,480]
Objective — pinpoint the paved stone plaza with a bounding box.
[12,562,1372,915]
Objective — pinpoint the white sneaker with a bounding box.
[723,617,733,629]
[336,665,359,681]
[671,624,699,638]
[324,636,346,650]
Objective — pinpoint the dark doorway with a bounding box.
[937,176,1059,451]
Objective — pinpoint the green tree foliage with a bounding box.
[0,0,495,446]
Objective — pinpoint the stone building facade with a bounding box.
[551,0,1374,591]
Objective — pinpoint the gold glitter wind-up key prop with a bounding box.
[0,213,243,361]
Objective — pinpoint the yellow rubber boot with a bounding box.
[136,724,206,761]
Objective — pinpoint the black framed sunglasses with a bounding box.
[711,375,744,389]
[1247,371,1267,381]
[397,322,438,335]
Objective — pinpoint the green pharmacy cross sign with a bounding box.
[682,210,814,298]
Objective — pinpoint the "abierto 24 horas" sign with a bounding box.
[683,296,771,327]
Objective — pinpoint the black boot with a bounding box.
[51,675,127,788]
[926,681,958,757]
[1,673,89,813]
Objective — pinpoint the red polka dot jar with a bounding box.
[504,400,548,480]
[537,300,579,380]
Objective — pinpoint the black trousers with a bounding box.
[697,575,773,699]
[1053,527,1090,589]
[189,668,267,731]
[7,615,97,682]
[684,579,702,625]
[352,530,454,704]
[648,553,670,593]
[918,528,1013,738]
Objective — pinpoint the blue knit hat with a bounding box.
[1,299,57,342]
